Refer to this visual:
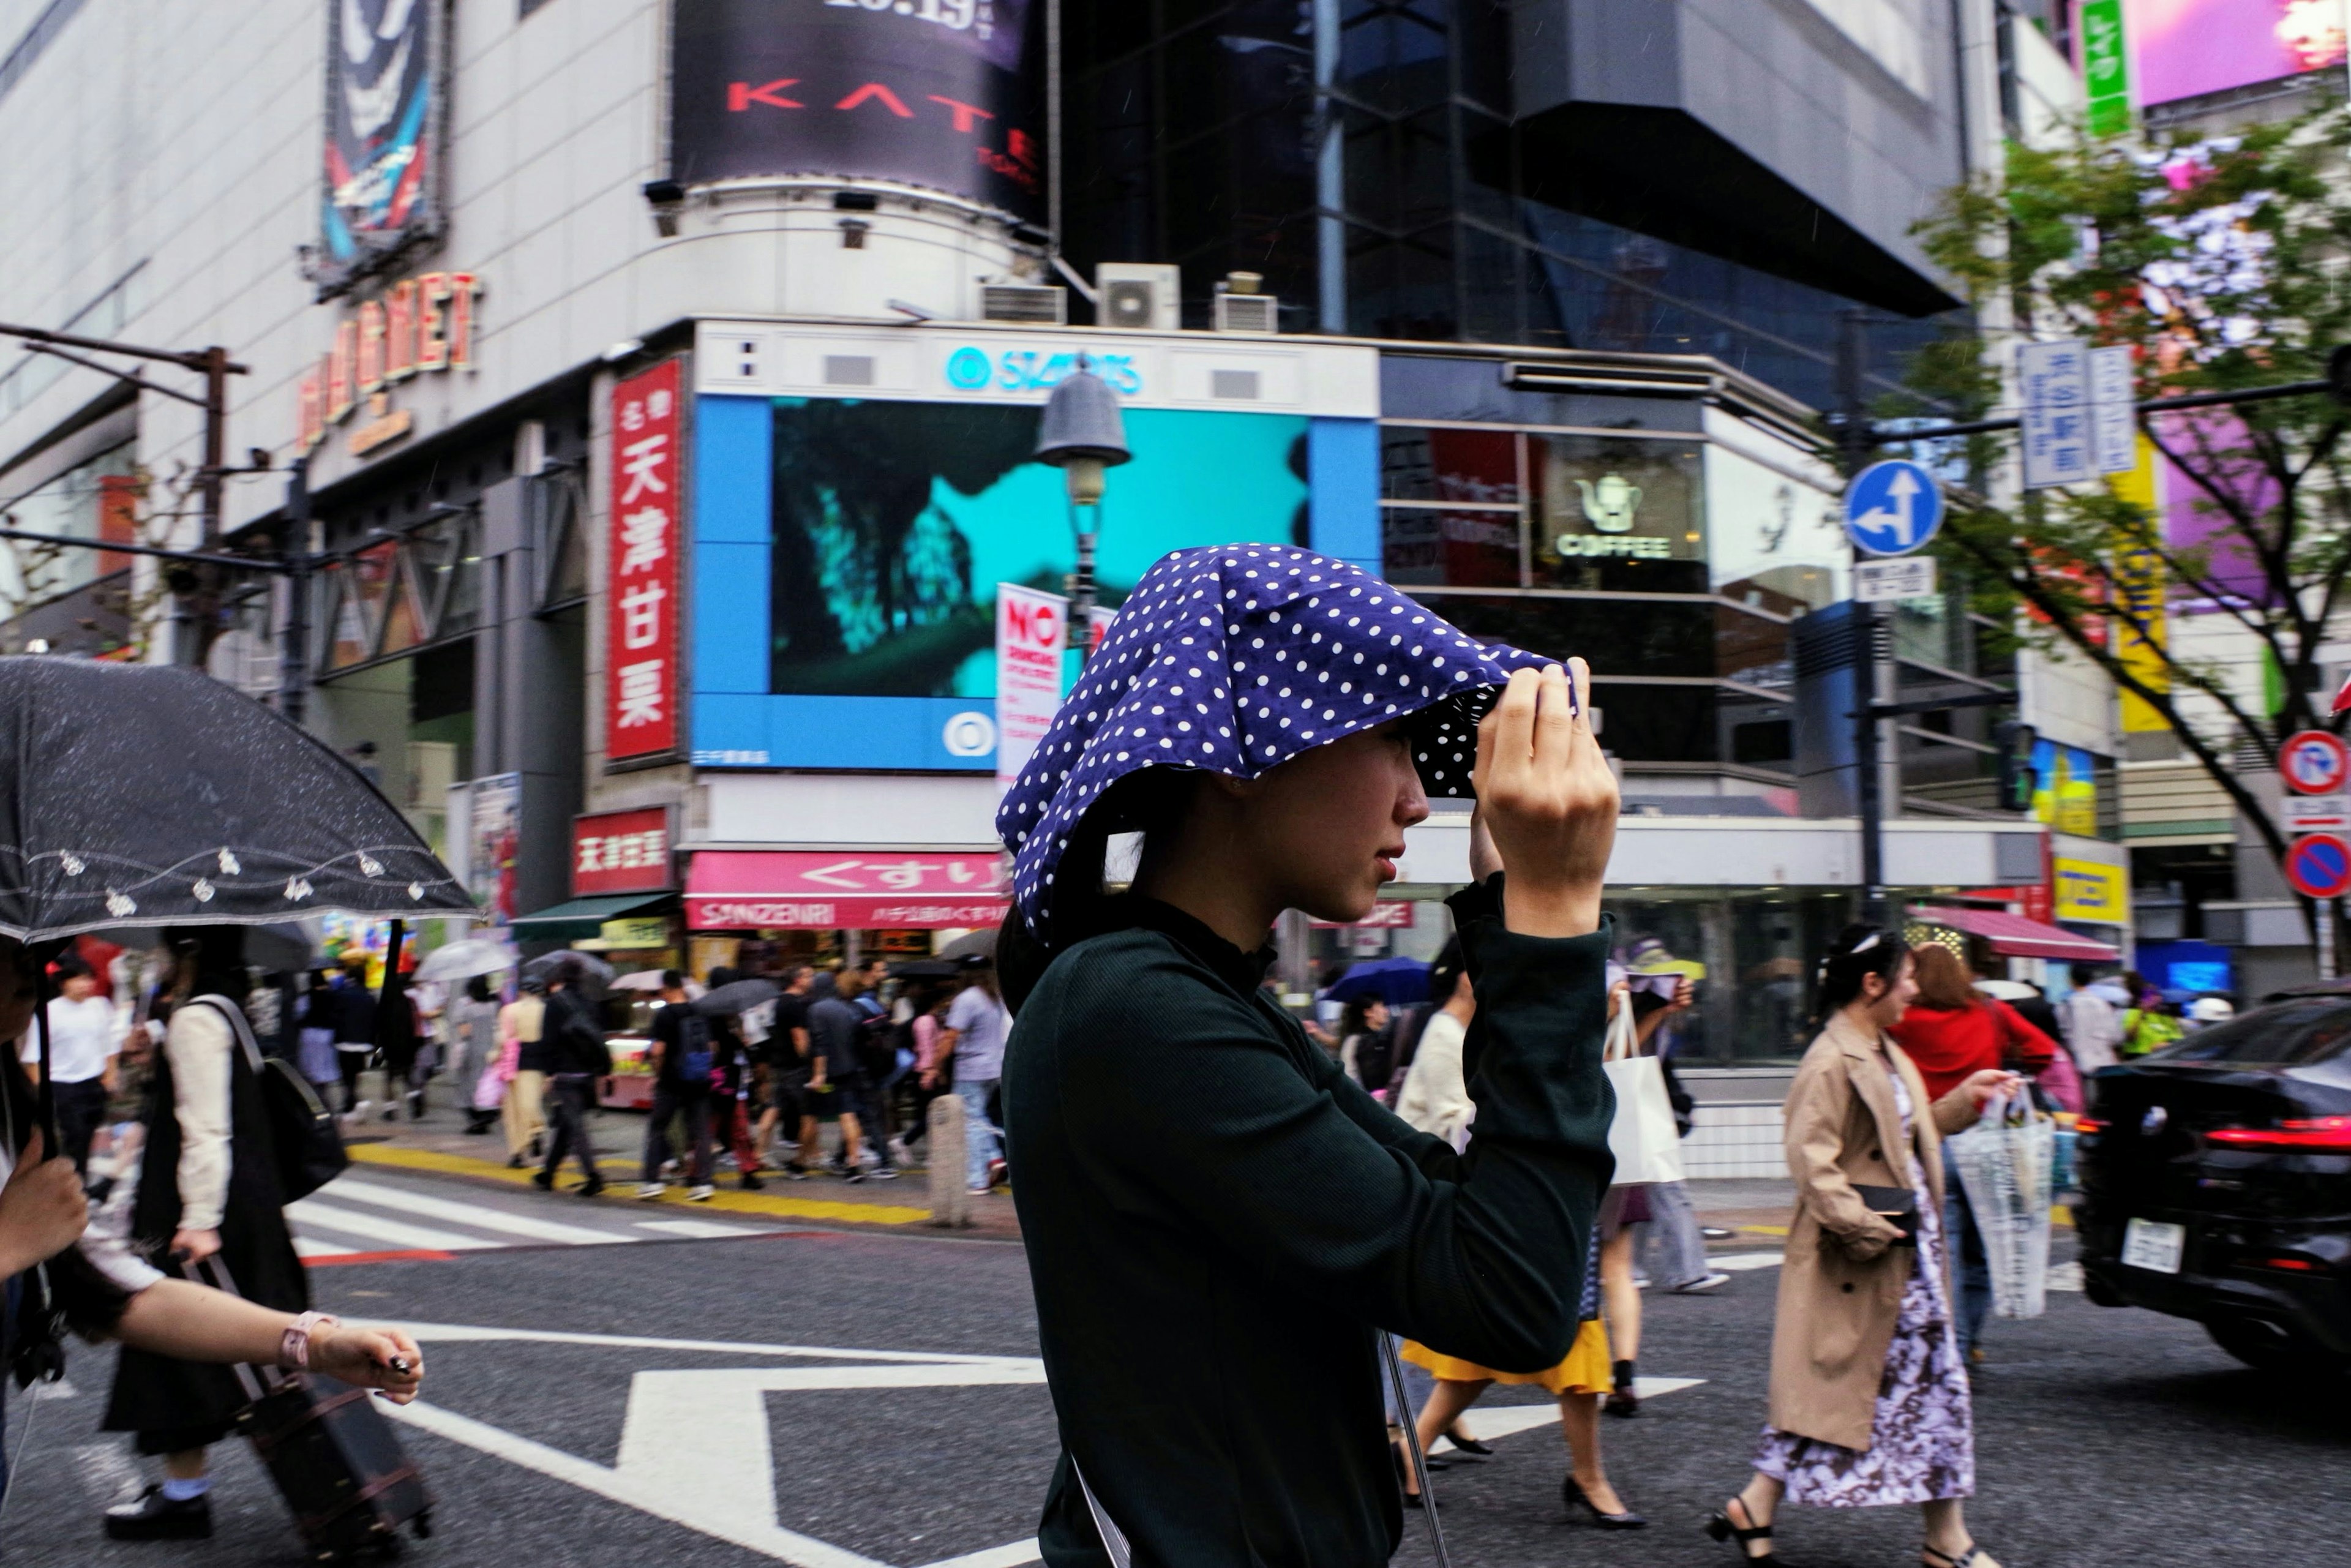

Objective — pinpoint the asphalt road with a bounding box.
[4,1180,2347,1568]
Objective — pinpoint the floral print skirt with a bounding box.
[1752,1184,1976,1508]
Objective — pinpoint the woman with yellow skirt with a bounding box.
[1403,1274,1647,1528]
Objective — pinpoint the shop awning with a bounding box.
[509,893,675,939]
[686,850,1008,931]
[1913,906,2120,962]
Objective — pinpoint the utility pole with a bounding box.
[280,457,312,726]
[1837,310,1894,928]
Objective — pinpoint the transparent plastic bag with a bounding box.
[1945,1093,2054,1319]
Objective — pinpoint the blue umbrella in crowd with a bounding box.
[1320,956,1433,1007]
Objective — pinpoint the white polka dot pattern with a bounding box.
[994,546,1554,942]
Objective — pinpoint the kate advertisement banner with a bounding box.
[308,0,451,296]
[668,0,1046,222]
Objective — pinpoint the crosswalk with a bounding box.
[289,1175,792,1260]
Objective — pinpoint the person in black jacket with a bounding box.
[532,962,609,1197]
[999,576,1619,1568]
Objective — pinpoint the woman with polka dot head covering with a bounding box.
[995,546,1623,1567]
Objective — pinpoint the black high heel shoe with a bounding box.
[1562,1476,1646,1529]
[1705,1498,1787,1564]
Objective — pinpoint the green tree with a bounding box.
[1902,107,2351,893]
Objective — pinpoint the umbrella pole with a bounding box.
[33,962,56,1148]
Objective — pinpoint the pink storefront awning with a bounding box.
[686,851,1008,931]
[1913,906,2120,962]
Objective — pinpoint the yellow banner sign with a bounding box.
[2111,440,2169,734]
[2053,858,2129,925]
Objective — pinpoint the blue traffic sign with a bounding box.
[2285,833,2351,901]
[1844,459,1946,557]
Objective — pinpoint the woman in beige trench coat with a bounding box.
[1707,926,2017,1568]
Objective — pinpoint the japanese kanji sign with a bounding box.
[2019,339,2091,492]
[574,807,674,897]
[684,850,1009,930]
[607,358,683,762]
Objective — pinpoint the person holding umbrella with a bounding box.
[0,657,474,1551]
[533,959,611,1197]
[994,548,1618,1565]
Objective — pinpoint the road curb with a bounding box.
[347,1143,936,1226]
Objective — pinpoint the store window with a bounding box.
[0,443,137,620]
[1608,887,1853,1063]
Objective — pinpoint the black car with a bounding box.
[2076,994,2351,1374]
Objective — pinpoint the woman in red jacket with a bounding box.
[1887,946,2055,1362]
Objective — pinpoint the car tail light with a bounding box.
[2206,1116,2351,1151]
[2251,1255,2324,1274]
[2075,1116,2107,1135]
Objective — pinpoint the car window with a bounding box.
[2154,999,2351,1065]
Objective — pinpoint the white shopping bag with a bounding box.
[1946,1091,2054,1319]
[1603,1003,1685,1185]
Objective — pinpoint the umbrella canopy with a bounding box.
[413,937,519,984]
[1321,956,1431,1007]
[614,970,703,997]
[0,659,476,941]
[522,950,615,988]
[936,928,997,964]
[694,977,781,1016]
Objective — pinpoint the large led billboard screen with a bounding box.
[2126,0,2349,108]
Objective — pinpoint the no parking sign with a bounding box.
[2285,834,2351,901]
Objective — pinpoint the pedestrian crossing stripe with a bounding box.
[289,1176,787,1261]
[346,1142,934,1226]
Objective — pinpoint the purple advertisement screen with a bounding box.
[2128,0,2348,107]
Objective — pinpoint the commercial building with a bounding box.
[0,2,2122,1152]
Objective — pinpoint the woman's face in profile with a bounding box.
[1227,722,1430,925]
[1863,954,1919,1028]
[1365,1000,1392,1032]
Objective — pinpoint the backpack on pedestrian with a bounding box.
[857,1009,909,1082]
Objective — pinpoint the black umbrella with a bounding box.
[694,977,780,1016]
[0,659,476,941]
[522,950,616,989]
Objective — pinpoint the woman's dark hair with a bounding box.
[1427,937,1466,1007]
[465,975,495,1005]
[168,926,248,1008]
[1339,995,1385,1040]
[1814,923,1909,1022]
[999,767,1200,1013]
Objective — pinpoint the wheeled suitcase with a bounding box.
[236,1370,433,1561]
[190,1257,433,1561]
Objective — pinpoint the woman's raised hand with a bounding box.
[1472,660,1618,937]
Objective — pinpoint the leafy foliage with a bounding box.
[1897,107,2351,868]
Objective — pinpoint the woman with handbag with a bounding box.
[1886,945,2055,1362]
[1707,926,2019,1568]
[98,927,317,1540]
[997,549,1619,1568]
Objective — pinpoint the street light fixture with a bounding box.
[1031,358,1130,664]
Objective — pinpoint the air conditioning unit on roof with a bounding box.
[1096,263,1180,331]
[980,283,1067,324]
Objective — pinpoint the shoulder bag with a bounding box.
[192,994,350,1202]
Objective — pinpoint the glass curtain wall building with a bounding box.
[1062,0,1957,412]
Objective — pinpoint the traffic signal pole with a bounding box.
[1837,312,1895,928]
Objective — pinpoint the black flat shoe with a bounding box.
[103,1486,213,1540]
[1603,1357,1640,1418]
[1563,1476,1646,1529]
[1445,1430,1496,1457]
[531,1169,554,1191]
[577,1179,606,1198]
[1706,1499,1788,1564]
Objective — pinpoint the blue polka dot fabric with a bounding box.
[996,545,1556,943]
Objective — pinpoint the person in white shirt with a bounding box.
[1394,945,1474,1150]
[2058,962,2124,1075]
[18,955,119,1172]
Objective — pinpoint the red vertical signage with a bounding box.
[606,359,683,762]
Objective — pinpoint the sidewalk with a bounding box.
[334,1087,1024,1239]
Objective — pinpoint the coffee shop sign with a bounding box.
[298,270,484,460]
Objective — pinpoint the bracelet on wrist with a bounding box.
[277,1310,340,1372]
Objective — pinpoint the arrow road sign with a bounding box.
[2285,833,2351,901]
[1844,459,1946,557]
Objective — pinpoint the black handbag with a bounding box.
[1853,1183,1921,1246]
[193,996,350,1202]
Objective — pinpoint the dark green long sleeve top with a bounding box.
[1003,880,1614,1567]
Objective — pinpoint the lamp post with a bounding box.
[1031,359,1131,665]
